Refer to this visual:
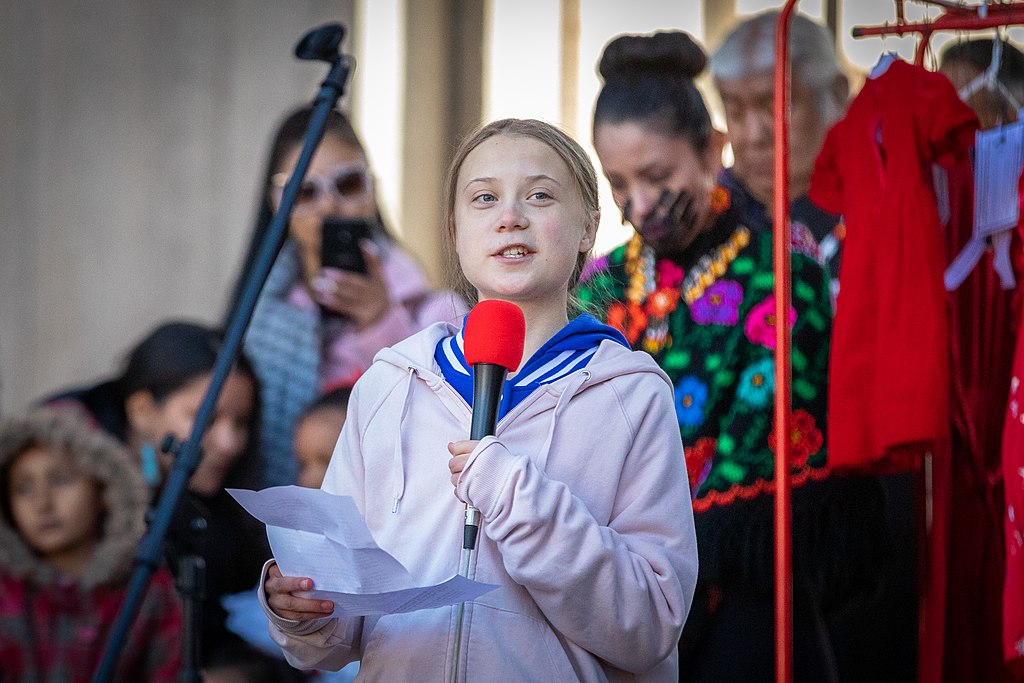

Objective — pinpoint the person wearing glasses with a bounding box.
[229,106,466,488]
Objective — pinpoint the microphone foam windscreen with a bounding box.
[464,300,526,371]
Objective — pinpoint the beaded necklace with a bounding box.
[611,187,750,354]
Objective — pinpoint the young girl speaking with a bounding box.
[260,119,698,682]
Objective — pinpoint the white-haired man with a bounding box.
[711,11,849,288]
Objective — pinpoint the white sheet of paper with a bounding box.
[228,485,377,547]
[974,120,1023,236]
[265,525,413,593]
[300,575,497,619]
[227,486,497,616]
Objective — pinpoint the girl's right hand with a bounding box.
[264,562,335,621]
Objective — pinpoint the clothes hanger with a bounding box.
[956,31,1023,128]
[870,28,901,78]
[871,51,900,78]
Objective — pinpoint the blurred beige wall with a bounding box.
[0,0,740,414]
[2,0,946,414]
[0,1,355,412]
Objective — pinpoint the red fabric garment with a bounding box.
[1003,177,1024,677]
[1004,329,1024,678]
[810,60,979,470]
[0,569,181,682]
[942,156,1019,683]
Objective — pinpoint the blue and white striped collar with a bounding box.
[434,314,628,419]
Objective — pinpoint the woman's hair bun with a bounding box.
[598,31,707,83]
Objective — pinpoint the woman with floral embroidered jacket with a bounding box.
[580,30,893,681]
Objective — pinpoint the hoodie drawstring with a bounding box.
[391,367,418,514]
[536,371,590,472]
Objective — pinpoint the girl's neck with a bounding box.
[510,301,570,376]
[126,417,160,455]
[126,430,144,457]
[47,537,100,581]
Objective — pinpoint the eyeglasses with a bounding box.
[270,164,373,211]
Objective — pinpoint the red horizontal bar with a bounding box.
[914,0,993,14]
[853,10,1024,38]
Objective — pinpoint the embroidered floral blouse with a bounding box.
[578,197,833,511]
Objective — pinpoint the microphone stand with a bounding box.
[450,363,507,683]
[92,23,353,683]
[176,554,206,682]
[159,435,209,682]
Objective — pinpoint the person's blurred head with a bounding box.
[261,107,381,292]
[710,11,848,206]
[592,31,725,257]
[442,118,601,312]
[940,39,1023,130]
[0,408,148,584]
[293,387,350,489]
[5,444,104,578]
[119,322,258,497]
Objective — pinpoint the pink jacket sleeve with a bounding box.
[339,289,466,373]
[457,374,698,674]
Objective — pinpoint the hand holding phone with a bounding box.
[315,217,391,327]
[321,217,372,274]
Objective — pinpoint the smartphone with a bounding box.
[321,217,371,274]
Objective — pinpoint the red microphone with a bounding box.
[460,300,525,549]
[464,300,526,440]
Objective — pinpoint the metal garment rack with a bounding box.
[771,2,1023,682]
[852,0,1024,65]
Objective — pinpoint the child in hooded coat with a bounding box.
[0,407,181,682]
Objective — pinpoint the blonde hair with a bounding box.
[442,118,600,308]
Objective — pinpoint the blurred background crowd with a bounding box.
[1,1,1022,681]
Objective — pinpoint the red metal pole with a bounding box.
[773,4,796,683]
[916,29,933,66]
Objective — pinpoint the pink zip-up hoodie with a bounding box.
[260,322,698,681]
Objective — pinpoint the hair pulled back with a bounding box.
[593,31,712,153]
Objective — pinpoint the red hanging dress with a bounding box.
[810,59,979,470]
[1002,176,1024,675]
[941,145,1021,683]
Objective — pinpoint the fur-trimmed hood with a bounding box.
[0,406,148,589]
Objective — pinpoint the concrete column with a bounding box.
[703,0,737,53]
[399,0,483,286]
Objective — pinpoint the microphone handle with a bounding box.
[464,363,508,550]
[470,363,506,440]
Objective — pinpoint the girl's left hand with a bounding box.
[314,242,391,329]
[448,440,479,490]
